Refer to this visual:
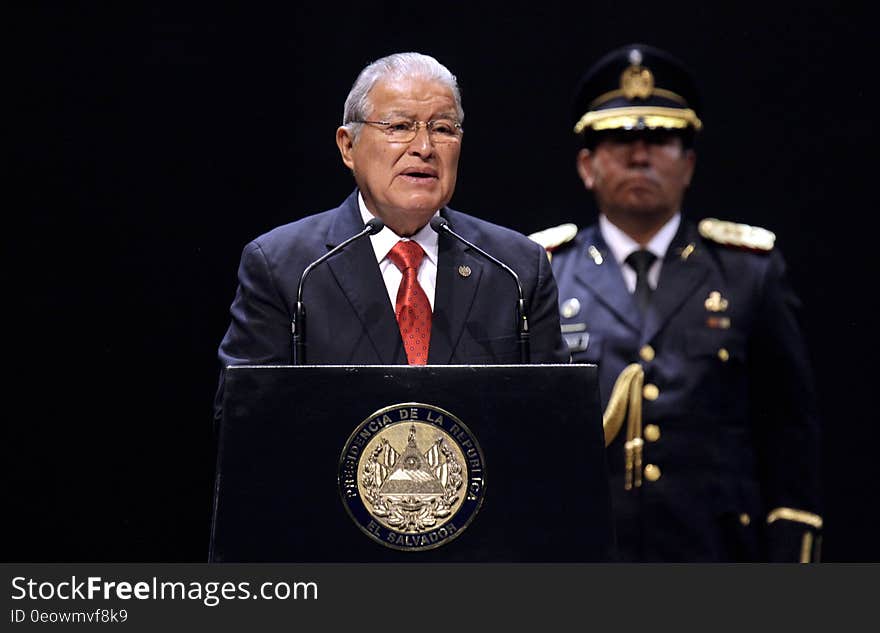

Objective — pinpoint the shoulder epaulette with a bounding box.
[528,223,578,252]
[698,218,775,252]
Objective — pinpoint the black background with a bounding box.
[11,1,876,561]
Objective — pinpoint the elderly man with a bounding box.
[531,44,822,562]
[216,52,568,417]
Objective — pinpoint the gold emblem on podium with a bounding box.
[338,403,486,551]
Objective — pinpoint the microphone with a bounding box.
[429,216,530,364]
[292,217,384,364]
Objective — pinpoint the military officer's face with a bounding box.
[336,75,461,237]
[576,130,695,221]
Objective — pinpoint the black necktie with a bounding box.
[626,249,657,316]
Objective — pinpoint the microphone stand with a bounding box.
[292,218,384,365]
[430,217,530,364]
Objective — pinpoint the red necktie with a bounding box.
[387,240,432,365]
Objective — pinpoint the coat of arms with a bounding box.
[361,424,463,533]
[338,403,486,551]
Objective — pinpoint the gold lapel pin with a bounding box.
[458,265,472,278]
[704,291,729,312]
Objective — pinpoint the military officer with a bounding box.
[531,44,823,562]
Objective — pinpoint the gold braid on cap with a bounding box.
[574,106,703,134]
[590,87,687,109]
[602,363,645,490]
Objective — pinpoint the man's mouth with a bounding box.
[623,176,658,189]
[399,168,438,180]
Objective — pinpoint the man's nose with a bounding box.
[628,139,651,164]
[408,123,435,155]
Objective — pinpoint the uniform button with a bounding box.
[639,345,655,362]
[644,424,661,442]
[643,383,660,401]
[718,348,730,362]
[739,513,751,527]
[561,297,581,319]
[644,464,661,482]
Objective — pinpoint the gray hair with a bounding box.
[341,52,464,141]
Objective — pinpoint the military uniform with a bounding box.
[536,218,823,561]
[539,43,823,561]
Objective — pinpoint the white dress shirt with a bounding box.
[598,213,681,293]
[359,193,439,310]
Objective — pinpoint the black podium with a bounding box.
[210,364,613,562]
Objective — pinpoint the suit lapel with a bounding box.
[642,221,710,343]
[428,212,484,364]
[573,227,643,332]
[324,194,406,364]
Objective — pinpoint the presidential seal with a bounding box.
[338,403,486,551]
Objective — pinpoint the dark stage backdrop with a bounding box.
[11,1,875,561]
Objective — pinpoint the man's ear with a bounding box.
[576,148,595,190]
[336,126,355,170]
[683,148,696,187]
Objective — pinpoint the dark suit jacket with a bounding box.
[550,219,822,562]
[216,191,568,418]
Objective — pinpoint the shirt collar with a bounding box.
[358,192,439,266]
[598,212,682,266]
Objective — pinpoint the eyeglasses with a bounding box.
[354,118,463,144]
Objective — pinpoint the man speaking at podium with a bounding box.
[215,52,568,418]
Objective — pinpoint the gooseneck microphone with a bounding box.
[292,217,385,365]
[429,216,530,364]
